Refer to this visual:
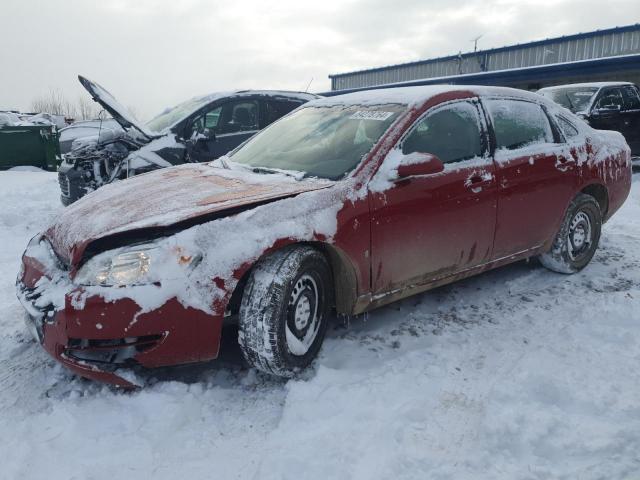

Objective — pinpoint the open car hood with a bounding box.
[78,75,158,140]
[46,163,333,266]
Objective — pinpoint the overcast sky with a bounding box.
[2,0,639,120]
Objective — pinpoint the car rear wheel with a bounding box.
[539,193,602,274]
[238,246,332,377]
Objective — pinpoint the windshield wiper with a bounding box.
[250,166,304,180]
[209,155,231,169]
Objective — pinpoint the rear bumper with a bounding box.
[17,245,224,388]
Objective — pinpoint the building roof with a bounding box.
[320,54,640,97]
[329,23,640,80]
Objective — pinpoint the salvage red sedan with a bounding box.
[17,85,631,387]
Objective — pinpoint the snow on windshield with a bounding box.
[230,105,405,180]
[539,87,598,113]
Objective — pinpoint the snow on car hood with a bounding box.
[78,75,158,140]
[46,163,333,265]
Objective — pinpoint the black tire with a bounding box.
[539,193,602,274]
[238,246,333,377]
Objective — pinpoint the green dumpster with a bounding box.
[0,125,61,171]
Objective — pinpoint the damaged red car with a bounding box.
[17,85,631,387]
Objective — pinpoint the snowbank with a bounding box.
[2,171,640,480]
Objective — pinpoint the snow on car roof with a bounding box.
[191,90,319,104]
[538,82,633,91]
[306,84,547,108]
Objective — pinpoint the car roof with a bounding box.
[192,90,320,104]
[306,84,546,108]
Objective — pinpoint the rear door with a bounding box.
[484,98,577,259]
[620,85,640,155]
[369,99,497,294]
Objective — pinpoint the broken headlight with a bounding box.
[74,242,201,287]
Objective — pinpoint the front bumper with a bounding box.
[17,244,224,388]
[57,160,91,205]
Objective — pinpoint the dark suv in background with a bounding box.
[538,82,640,164]
[58,75,319,205]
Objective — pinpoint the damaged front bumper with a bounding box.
[16,240,224,388]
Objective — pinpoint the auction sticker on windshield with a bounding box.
[349,111,395,121]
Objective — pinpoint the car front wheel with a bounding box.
[539,193,602,274]
[238,246,332,377]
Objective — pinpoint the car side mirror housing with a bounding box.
[202,128,216,141]
[395,152,445,179]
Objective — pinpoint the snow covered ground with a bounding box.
[1,169,640,480]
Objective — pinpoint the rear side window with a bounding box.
[263,100,303,127]
[555,116,579,140]
[486,99,553,150]
[621,86,640,110]
[402,101,483,163]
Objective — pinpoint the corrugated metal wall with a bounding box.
[330,25,640,90]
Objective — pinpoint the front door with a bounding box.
[589,87,625,137]
[187,99,260,162]
[369,99,497,295]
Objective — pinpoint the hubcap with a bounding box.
[286,273,321,356]
[294,295,312,330]
[567,210,592,260]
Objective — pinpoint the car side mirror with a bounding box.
[189,128,215,148]
[395,152,445,179]
[202,128,216,141]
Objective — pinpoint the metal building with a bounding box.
[327,24,640,94]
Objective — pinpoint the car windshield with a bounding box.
[145,96,215,133]
[228,104,405,180]
[540,87,598,113]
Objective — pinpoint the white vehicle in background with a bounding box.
[58,118,123,154]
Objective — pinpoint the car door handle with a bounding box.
[465,174,492,193]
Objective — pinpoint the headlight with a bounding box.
[74,241,201,287]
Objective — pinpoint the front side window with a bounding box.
[188,100,259,138]
[228,104,405,180]
[486,99,553,150]
[595,89,624,110]
[402,102,483,163]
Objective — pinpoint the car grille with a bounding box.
[58,171,70,197]
[66,335,164,364]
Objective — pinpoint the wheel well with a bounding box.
[225,242,359,318]
[581,184,609,217]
